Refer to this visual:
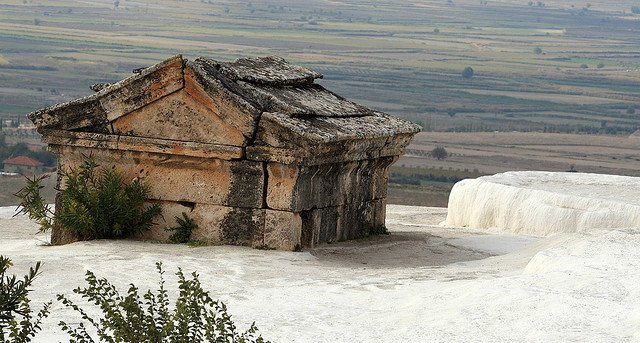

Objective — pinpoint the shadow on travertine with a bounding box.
[309,231,492,269]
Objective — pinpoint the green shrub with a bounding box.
[14,175,55,234]
[0,256,51,343]
[57,262,269,343]
[15,157,162,240]
[166,212,198,244]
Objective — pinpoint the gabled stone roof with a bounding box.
[28,55,420,165]
[29,56,184,132]
[191,57,376,118]
[214,55,322,86]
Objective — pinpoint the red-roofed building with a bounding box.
[2,155,45,175]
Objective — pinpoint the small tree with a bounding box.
[462,66,474,79]
[431,146,448,160]
[627,105,636,115]
[533,47,542,55]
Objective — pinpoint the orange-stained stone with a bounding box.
[112,89,246,146]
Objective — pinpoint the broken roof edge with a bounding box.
[258,111,421,145]
[246,133,414,166]
[206,55,323,86]
[186,59,262,116]
[28,55,185,132]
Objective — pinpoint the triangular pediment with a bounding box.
[111,87,247,146]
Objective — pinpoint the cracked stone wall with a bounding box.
[50,145,393,250]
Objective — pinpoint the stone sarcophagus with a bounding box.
[29,55,420,250]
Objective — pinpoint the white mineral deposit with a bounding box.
[2,172,639,342]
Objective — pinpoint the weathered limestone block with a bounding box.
[380,133,415,157]
[299,200,383,247]
[137,201,193,242]
[136,202,265,247]
[249,111,419,165]
[43,131,118,150]
[30,98,109,133]
[127,201,268,247]
[43,130,243,160]
[220,207,265,247]
[228,161,266,208]
[116,135,243,160]
[264,162,299,210]
[373,198,386,227]
[112,89,246,146]
[215,55,323,86]
[372,158,396,200]
[264,209,302,250]
[185,61,261,140]
[300,207,340,247]
[266,162,343,211]
[266,158,393,212]
[189,204,264,247]
[336,201,376,241]
[102,56,184,121]
[350,157,396,202]
[53,146,263,208]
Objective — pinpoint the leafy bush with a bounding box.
[0,256,51,343]
[57,262,269,343]
[166,212,198,244]
[15,157,162,240]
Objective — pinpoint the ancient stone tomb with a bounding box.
[29,55,420,250]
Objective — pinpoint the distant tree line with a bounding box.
[390,172,463,185]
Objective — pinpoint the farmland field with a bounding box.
[0,0,638,132]
[0,0,639,206]
[388,131,640,206]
